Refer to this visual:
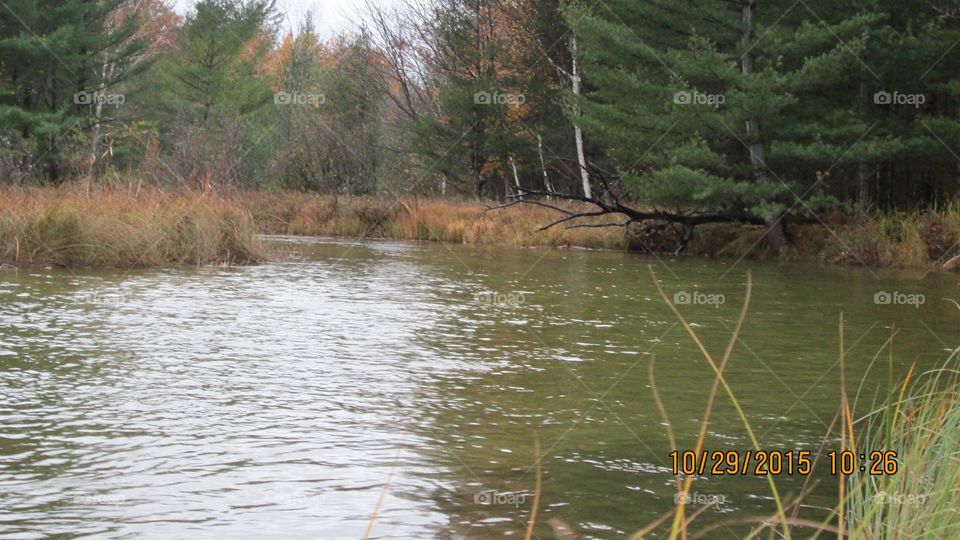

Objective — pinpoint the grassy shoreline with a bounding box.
[3,186,960,270]
[241,190,960,270]
[0,187,263,268]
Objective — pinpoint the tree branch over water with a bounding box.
[488,186,767,254]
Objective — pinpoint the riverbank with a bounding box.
[239,190,960,270]
[3,186,960,270]
[0,188,262,268]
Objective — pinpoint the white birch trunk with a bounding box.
[88,61,111,178]
[510,156,522,199]
[537,133,554,196]
[571,37,591,199]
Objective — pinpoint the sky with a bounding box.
[170,0,403,39]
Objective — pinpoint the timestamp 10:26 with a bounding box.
[829,450,898,475]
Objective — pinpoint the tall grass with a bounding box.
[826,208,960,269]
[0,186,263,268]
[647,268,791,539]
[238,190,960,270]
[7,185,960,271]
[237,190,627,249]
[844,351,960,538]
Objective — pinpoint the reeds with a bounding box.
[7,184,960,271]
[826,208,960,269]
[238,191,960,270]
[0,186,263,268]
[647,268,792,539]
[237,190,627,249]
[844,350,960,538]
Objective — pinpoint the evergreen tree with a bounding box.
[858,0,960,210]
[149,0,279,185]
[565,0,881,247]
[0,0,144,182]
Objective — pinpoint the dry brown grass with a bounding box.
[823,209,960,268]
[236,190,628,250]
[0,185,263,268]
[5,184,960,270]
[239,191,960,270]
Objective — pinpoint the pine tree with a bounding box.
[150,0,279,185]
[0,0,144,182]
[857,0,960,210]
[565,0,881,248]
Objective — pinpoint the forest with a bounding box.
[4,0,960,255]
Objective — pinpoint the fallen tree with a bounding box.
[490,181,792,256]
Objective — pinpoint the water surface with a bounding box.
[1,237,956,538]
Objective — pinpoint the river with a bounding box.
[0,236,955,538]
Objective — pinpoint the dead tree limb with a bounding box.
[488,186,768,254]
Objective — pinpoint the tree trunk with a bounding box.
[510,156,523,199]
[741,0,788,251]
[537,133,555,197]
[764,211,789,250]
[88,61,114,179]
[571,37,592,199]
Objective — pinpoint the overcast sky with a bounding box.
[171,0,403,38]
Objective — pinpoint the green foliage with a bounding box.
[273,21,386,194]
[411,0,566,199]
[144,0,279,186]
[0,0,145,181]
[564,0,882,216]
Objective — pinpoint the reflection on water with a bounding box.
[0,236,956,538]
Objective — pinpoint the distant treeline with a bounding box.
[2,0,960,215]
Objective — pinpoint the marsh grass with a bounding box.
[238,190,628,249]
[239,191,960,270]
[844,351,960,538]
[826,208,960,268]
[0,186,263,268]
[6,185,960,272]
